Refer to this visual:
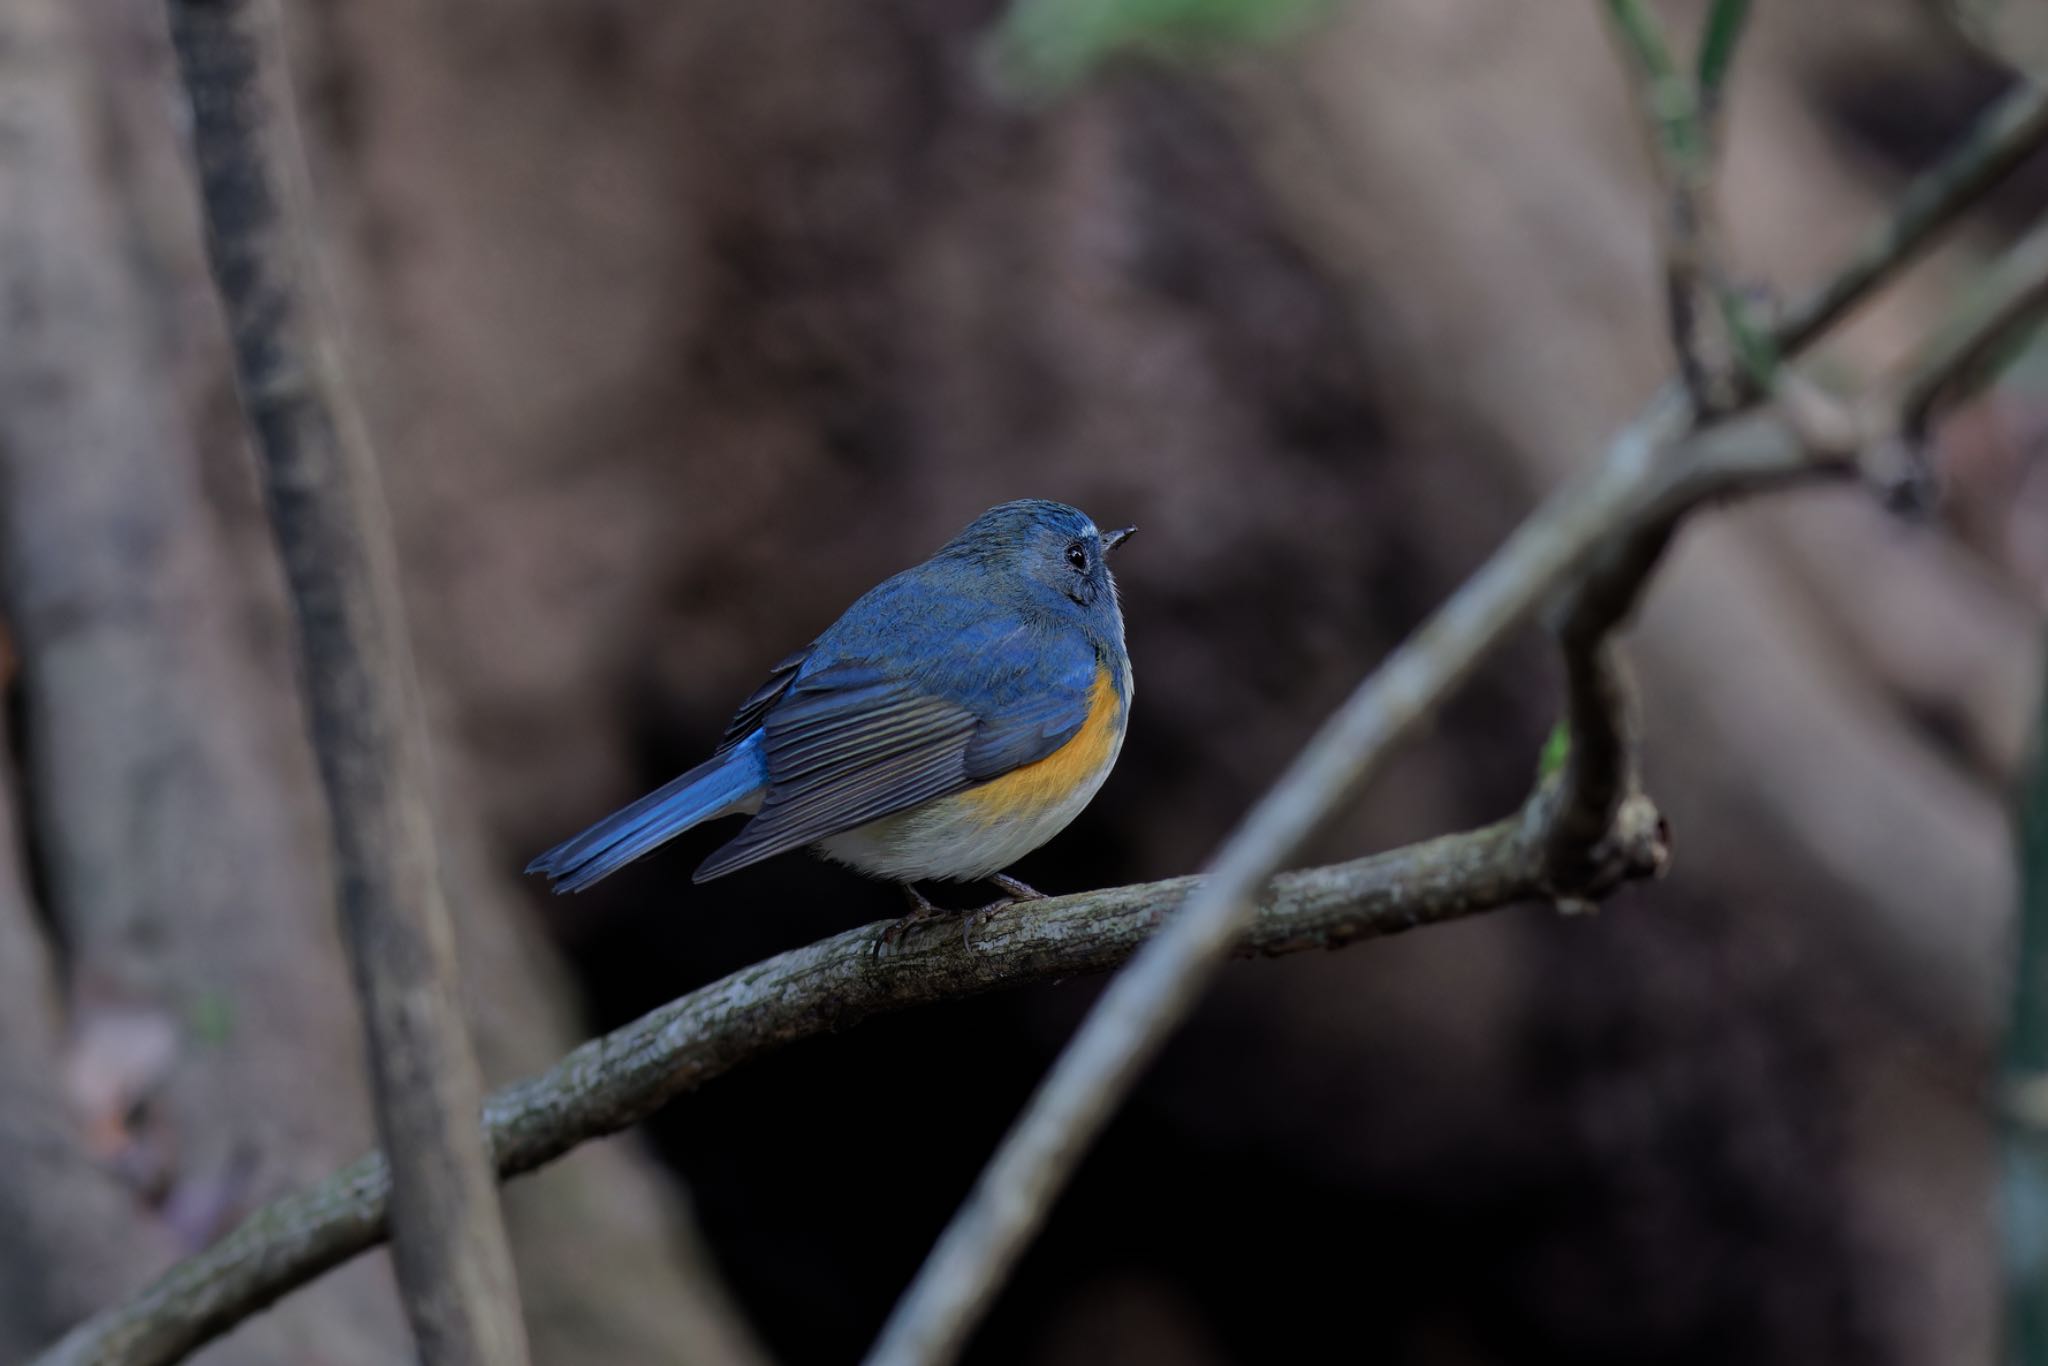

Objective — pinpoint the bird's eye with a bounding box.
[1066,542,1088,571]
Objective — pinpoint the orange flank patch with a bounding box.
[959,665,1121,822]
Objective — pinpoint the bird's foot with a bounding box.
[961,873,1050,949]
[876,884,944,957]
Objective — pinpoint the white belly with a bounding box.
[815,725,1123,884]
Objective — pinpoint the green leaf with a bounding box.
[983,0,1336,98]
[1538,721,1572,780]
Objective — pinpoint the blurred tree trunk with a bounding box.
[0,1,761,1360]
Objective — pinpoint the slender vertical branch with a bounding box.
[2005,632,2048,1366]
[1600,0,1773,402]
[162,2,528,1362]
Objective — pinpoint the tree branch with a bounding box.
[1774,77,2048,354]
[857,353,1844,1366]
[1895,210,2048,436]
[1922,0,2048,78]
[32,797,1670,1366]
[861,48,2048,1361]
[162,1,527,1362]
[1600,0,1774,404]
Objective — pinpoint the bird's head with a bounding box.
[941,499,1135,613]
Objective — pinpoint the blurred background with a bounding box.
[3,0,2046,1362]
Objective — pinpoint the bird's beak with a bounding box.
[1102,526,1136,553]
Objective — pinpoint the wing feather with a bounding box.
[716,648,810,753]
[694,627,1105,882]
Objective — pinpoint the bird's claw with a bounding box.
[962,898,1013,950]
[876,884,944,959]
[879,876,1051,955]
[960,874,1048,949]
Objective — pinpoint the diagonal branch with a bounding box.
[860,85,2048,1366]
[1774,77,2048,353]
[1895,211,2048,437]
[857,406,1854,1366]
[163,1,527,1362]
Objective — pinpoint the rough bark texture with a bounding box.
[163,0,529,1358]
[38,801,1670,1366]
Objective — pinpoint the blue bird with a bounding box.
[526,500,1135,917]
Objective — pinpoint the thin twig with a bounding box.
[1923,0,2048,77]
[1603,0,1779,402]
[1602,0,1728,400]
[1775,78,2048,354]
[1895,211,2048,435]
[1536,523,1668,901]
[163,2,527,1362]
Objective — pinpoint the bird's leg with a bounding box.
[877,882,945,955]
[962,872,1050,948]
[988,872,1047,902]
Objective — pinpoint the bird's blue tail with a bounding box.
[527,732,767,893]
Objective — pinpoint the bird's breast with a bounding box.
[814,661,1127,883]
[954,662,1124,823]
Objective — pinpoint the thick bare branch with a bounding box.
[33,794,1670,1366]
[162,1,526,1361]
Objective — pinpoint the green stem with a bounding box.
[1695,0,1753,125]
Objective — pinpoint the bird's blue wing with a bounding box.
[692,619,1098,882]
[716,647,809,754]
